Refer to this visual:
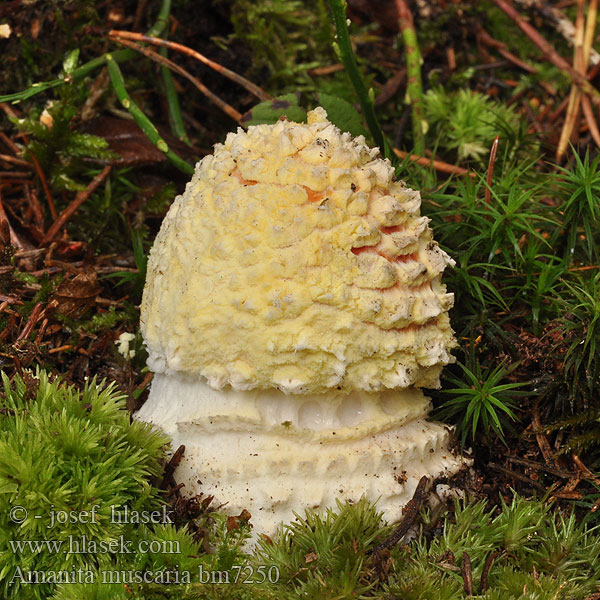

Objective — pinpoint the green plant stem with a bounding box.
[147,0,171,37]
[159,46,191,145]
[152,0,191,144]
[395,0,425,155]
[0,0,172,103]
[106,54,193,175]
[0,50,132,103]
[326,0,387,156]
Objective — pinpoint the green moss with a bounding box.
[227,0,333,92]
[0,370,170,599]
[1,378,597,600]
[13,93,117,194]
[254,498,391,599]
[423,87,521,162]
[388,495,600,600]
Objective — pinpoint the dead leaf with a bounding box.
[347,0,400,32]
[226,509,252,532]
[79,117,193,167]
[52,269,100,318]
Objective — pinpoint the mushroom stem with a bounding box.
[136,373,464,537]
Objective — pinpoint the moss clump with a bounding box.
[0,370,169,600]
[388,495,600,599]
[255,498,391,598]
[253,494,600,600]
[423,87,520,162]
[228,0,333,92]
[1,379,598,600]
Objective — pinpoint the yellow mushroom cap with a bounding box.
[141,108,456,394]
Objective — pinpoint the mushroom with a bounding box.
[136,108,466,536]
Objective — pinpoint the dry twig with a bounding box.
[0,192,24,250]
[572,453,600,487]
[493,0,600,106]
[0,154,32,168]
[161,444,186,489]
[109,30,270,102]
[16,301,44,341]
[393,148,475,177]
[516,0,600,64]
[581,93,600,146]
[477,27,537,74]
[488,462,546,491]
[557,0,586,161]
[532,403,559,467]
[370,476,429,554]
[485,136,500,205]
[41,166,112,245]
[479,551,501,594]
[506,456,574,478]
[461,552,474,596]
[111,36,243,124]
[583,0,599,66]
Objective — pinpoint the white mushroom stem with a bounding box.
[136,374,465,537]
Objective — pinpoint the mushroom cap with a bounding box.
[141,108,456,394]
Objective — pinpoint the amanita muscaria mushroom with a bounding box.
[137,108,465,535]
